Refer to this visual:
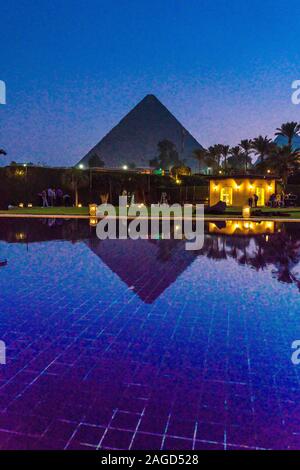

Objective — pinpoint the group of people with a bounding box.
[39,188,70,207]
[247,194,259,208]
[268,193,284,208]
[121,189,136,205]
[247,192,297,208]
[268,192,298,207]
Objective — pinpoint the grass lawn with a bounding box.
[0,206,89,216]
[1,205,300,219]
[222,206,300,219]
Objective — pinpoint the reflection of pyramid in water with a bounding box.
[86,238,197,303]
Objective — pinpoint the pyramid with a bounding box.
[274,134,300,150]
[78,94,203,172]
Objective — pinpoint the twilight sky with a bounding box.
[1,0,300,166]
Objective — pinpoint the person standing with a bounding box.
[63,194,70,206]
[253,193,259,208]
[52,188,56,206]
[42,190,48,207]
[276,193,281,207]
[160,192,168,204]
[248,195,253,208]
[56,188,63,206]
[47,188,53,206]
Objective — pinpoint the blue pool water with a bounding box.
[0,218,300,450]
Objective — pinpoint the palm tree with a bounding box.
[205,152,219,174]
[220,145,230,173]
[275,121,300,146]
[156,139,180,170]
[207,144,223,173]
[251,135,273,164]
[61,168,89,206]
[265,144,300,189]
[193,147,222,174]
[248,246,267,272]
[239,139,253,173]
[193,148,208,173]
[227,146,243,172]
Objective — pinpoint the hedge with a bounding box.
[0,166,209,209]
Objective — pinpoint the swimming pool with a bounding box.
[0,218,300,450]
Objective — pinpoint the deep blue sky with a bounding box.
[1,0,300,166]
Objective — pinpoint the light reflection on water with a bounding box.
[0,218,300,450]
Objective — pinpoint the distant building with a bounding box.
[77,94,203,173]
[209,175,278,207]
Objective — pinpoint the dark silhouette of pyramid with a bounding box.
[78,94,203,172]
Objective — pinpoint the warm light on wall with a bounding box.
[89,217,98,227]
[210,177,276,207]
[89,203,97,216]
[242,205,251,218]
[15,232,26,240]
[77,203,82,208]
[27,203,32,208]
[209,220,276,235]
[18,203,24,208]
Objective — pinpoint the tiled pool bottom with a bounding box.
[0,221,300,450]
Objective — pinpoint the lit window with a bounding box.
[255,187,265,206]
[220,186,233,206]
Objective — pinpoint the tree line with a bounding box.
[2,122,300,190]
[193,121,300,188]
